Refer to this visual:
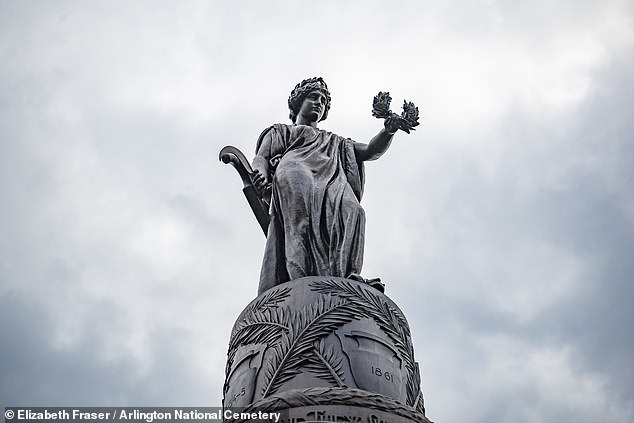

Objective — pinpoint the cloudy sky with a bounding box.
[1,1,633,421]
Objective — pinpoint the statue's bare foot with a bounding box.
[347,273,385,293]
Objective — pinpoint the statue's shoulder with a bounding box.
[318,128,353,145]
[259,123,292,138]
[256,123,292,153]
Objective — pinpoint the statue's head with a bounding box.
[288,77,331,123]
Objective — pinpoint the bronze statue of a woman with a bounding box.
[248,77,418,295]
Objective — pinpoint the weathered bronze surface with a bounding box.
[220,77,419,295]
[223,277,430,423]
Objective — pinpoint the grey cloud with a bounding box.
[0,293,219,405]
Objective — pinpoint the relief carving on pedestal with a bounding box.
[223,278,425,415]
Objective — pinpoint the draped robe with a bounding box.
[255,123,366,294]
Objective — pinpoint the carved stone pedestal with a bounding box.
[223,277,431,423]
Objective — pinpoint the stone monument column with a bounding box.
[222,277,431,423]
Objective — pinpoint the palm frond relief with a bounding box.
[260,295,354,397]
[310,279,422,406]
[305,338,347,387]
[226,279,423,408]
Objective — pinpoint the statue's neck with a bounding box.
[294,117,318,128]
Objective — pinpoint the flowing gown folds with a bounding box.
[255,124,366,294]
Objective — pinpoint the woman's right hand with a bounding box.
[252,169,272,198]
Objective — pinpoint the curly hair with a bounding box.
[287,77,332,123]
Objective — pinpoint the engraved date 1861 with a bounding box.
[371,366,394,383]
